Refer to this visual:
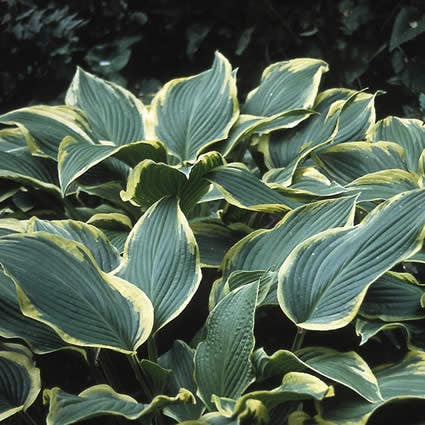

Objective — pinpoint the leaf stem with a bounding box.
[291,327,306,352]
[127,354,153,400]
[20,411,37,425]
[147,336,158,362]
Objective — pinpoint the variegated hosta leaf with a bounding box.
[278,189,425,330]
[115,197,202,332]
[0,347,40,421]
[158,340,205,422]
[356,318,425,350]
[0,105,95,159]
[314,141,408,185]
[230,372,332,415]
[27,217,120,273]
[44,385,194,425]
[0,128,27,153]
[261,90,345,171]
[210,270,277,310]
[243,58,328,134]
[0,233,154,353]
[58,137,166,195]
[179,412,241,424]
[368,116,425,172]
[149,52,238,162]
[316,351,425,425]
[332,90,378,144]
[195,282,258,410]
[0,151,59,192]
[0,219,25,237]
[262,89,377,184]
[346,169,421,202]
[0,270,75,354]
[86,213,132,254]
[214,397,269,424]
[65,67,146,145]
[206,163,301,212]
[121,151,224,212]
[216,115,267,157]
[360,272,425,321]
[253,347,382,402]
[222,196,356,280]
[191,219,245,268]
[285,167,347,197]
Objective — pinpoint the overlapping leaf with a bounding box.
[314,141,407,185]
[27,217,120,272]
[115,197,202,332]
[359,272,425,321]
[316,351,425,425]
[254,347,381,402]
[243,58,328,133]
[0,233,153,353]
[278,189,425,330]
[58,137,166,195]
[0,105,95,159]
[158,340,205,421]
[368,116,425,172]
[122,151,224,212]
[222,196,356,279]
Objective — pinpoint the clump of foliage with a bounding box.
[1,52,425,425]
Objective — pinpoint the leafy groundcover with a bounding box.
[0,52,425,425]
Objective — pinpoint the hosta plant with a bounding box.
[0,52,425,425]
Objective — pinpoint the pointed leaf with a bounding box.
[278,189,425,330]
[261,90,344,170]
[355,318,425,350]
[243,58,328,133]
[195,282,258,410]
[0,233,153,353]
[150,52,238,161]
[116,197,201,332]
[368,116,425,173]
[66,67,147,145]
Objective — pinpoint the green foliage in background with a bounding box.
[1,0,425,120]
[1,51,425,425]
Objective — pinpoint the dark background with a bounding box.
[1,0,425,119]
